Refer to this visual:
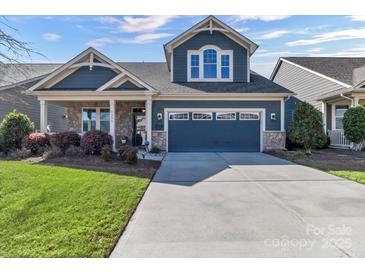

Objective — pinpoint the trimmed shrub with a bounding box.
[0,110,34,151]
[80,130,113,155]
[150,146,161,154]
[101,145,112,161]
[343,106,365,151]
[119,145,138,164]
[50,131,81,150]
[65,145,84,158]
[288,102,327,155]
[43,146,63,160]
[0,131,5,152]
[21,133,50,155]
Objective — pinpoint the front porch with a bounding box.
[39,97,153,151]
[321,91,365,148]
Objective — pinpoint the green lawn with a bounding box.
[329,170,365,185]
[0,161,149,257]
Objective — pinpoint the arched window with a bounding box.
[188,46,232,81]
[203,49,217,78]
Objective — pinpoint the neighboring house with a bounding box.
[271,57,365,148]
[0,64,67,131]
[5,15,292,152]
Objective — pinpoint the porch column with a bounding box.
[322,102,327,131]
[145,96,152,149]
[109,99,116,151]
[354,97,360,107]
[40,100,48,133]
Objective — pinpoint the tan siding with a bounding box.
[273,61,344,110]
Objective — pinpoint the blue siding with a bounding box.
[50,66,117,90]
[116,80,143,90]
[284,96,301,131]
[168,113,260,152]
[173,31,248,82]
[152,100,281,131]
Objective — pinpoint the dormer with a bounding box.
[164,16,258,83]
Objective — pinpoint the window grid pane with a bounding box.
[82,108,96,132]
[216,112,236,120]
[240,112,260,120]
[191,54,200,79]
[221,55,230,79]
[100,109,110,132]
[169,112,189,120]
[192,112,213,120]
[335,105,348,130]
[203,49,217,79]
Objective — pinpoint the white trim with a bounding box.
[145,96,152,148]
[280,98,285,131]
[247,52,250,82]
[81,107,110,133]
[215,112,236,120]
[168,112,189,120]
[239,112,260,120]
[187,45,233,82]
[278,58,351,88]
[69,62,117,70]
[192,112,213,120]
[40,100,48,133]
[332,103,350,130]
[163,107,265,152]
[322,102,327,131]
[170,48,174,82]
[109,99,116,151]
[155,94,289,100]
[27,47,156,93]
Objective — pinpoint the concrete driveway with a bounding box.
[111,152,365,257]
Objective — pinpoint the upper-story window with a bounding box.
[188,45,233,82]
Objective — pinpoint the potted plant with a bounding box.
[121,135,128,145]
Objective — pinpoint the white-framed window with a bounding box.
[188,45,233,82]
[192,112,213,120]
[82,107,110,132]
[169,112,189,120]
[216,112,236,120]
[239,112,260,120]
[335,105,348,130]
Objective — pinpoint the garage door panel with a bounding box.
[168,112,261,152]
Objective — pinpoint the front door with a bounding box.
[133,109,146,146]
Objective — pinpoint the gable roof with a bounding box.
[27,47,156,93]
[0,62,292,95]
[275,57,365,87]
[163,15,259,71]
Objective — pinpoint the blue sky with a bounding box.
[5,15,365,77]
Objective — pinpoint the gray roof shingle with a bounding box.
[284,57,365,86]
[1,62,292,94]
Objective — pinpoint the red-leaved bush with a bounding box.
[80,130,113,155]
[50,131,81,150]
[21,133,50,155]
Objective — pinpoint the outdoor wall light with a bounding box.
[270,113,276,120]
[157,113,163,120]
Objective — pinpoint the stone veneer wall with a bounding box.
[152,131,167,150]
[263,131,286,151]
[66,101,145,146]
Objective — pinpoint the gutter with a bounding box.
[340,93,354,106]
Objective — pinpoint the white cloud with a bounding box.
[95,15,177,33]
[256,30,290,40]
[307,48,323,53]
[309,47,365,57]
[233,15,291,22]
[349,15,365,22]
[86,37,114,48]
[235,27,250,33]
[286,28,365,47]
[119,33,173,44]
[254,50,293,57]
[43,32,62,42]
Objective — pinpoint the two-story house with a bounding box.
[21,15,291,152]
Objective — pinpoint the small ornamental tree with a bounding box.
[343,105,365,151]
[288,102,327,155]
[0,110,34,151]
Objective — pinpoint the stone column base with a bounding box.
[152,131,167,150]
[263,131,286,151]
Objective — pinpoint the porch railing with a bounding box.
[328,130,351,148]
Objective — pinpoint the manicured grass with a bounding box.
[0,161,149,257]
[329,170,365,185]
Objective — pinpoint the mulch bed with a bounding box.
[267,148,365,172]
[29,155,161,179]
